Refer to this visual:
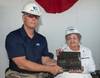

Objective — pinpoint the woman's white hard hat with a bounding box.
[22,3,41,16]
[65,26,81,37]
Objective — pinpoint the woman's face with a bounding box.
[66,34,80,47]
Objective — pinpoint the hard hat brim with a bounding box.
[22,11,41,16]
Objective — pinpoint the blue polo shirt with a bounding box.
[5,26,51,73]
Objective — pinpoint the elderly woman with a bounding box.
[55,27,96,78]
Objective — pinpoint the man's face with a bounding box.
[66,34,80,47]
[22,13,39,29]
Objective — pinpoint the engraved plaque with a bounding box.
[57,52,81,71]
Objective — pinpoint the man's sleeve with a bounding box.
[5,33,25,58]
[42,38,53,58]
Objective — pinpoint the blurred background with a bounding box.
[0,0,100,78]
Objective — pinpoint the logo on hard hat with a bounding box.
[69,29,74,31]
[31,6,38,11]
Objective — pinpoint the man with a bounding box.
[5,3,62,78]
[55,27,96,78]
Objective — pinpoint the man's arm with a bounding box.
[12,56,62,75]
[42,56,57,66]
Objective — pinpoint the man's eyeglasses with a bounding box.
[23,12,40,19]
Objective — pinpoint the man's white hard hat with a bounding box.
[22,3,41,16]
[65,26,81,37]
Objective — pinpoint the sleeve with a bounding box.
[42,37,52,58]
[5,33,25,59]
[87,49,96,73]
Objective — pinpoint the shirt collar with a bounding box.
[20,25,37,39]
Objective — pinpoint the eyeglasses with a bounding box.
[23,12,40,19]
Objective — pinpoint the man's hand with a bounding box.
[48,65,63,75]
[42,56,63,75]
[42,56,57,66]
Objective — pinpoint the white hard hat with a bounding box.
[65,26,81,37]
[22,3,41,16]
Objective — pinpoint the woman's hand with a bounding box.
[56,48,63,56]
[68,66,84,73]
